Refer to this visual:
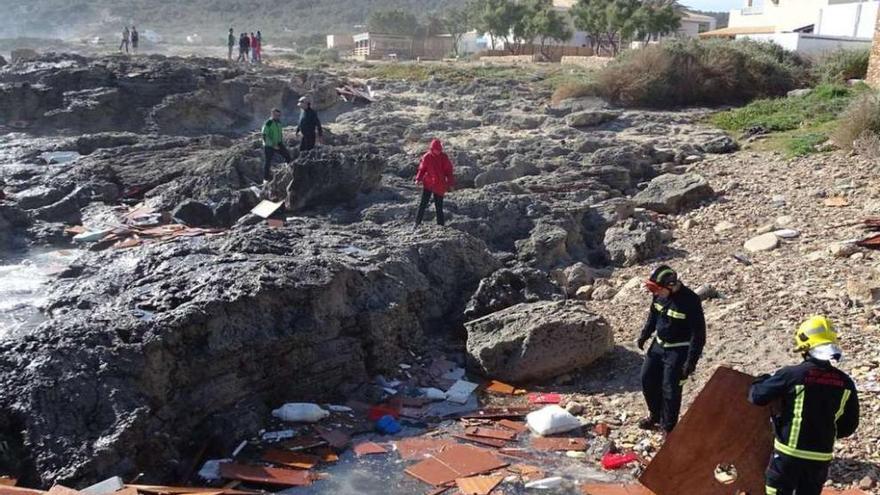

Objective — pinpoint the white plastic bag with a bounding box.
[526,405,582,436]
[272,403,329,423]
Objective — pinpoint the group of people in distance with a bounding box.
[119,26,139,54]
[229,29,262,63]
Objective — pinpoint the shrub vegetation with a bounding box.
[595,39,810,108]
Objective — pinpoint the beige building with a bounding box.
[326,34,354,51]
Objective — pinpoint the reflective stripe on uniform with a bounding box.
[652,303,686,319]
[667,309,687,319]
[766,486,778,495]
[774,440,833,462]
[835,389,852,422]
[656,336,690,348]
[788,385,805,450]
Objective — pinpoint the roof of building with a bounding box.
[682,11,718,23]
[698,25,776,38]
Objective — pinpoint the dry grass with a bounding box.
[831,92,880,150]
[550,82,596,105]
[853,130,880,158]
[595,39,810,108]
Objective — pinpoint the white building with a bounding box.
[702,0,876,55]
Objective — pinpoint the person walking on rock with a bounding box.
[130,26,139,53]
[414,139,455,228]
[295,96,323,151]
[637,265,705,433]
[119,26,130,53]
[238,33,249,63]
[261,108,291,182]
[749,316,859,495]
[227,28,235,60]
[255,31,263,62]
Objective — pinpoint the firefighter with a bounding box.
[637,265,706,433]
[749,316,859,495]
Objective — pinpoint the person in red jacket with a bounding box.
[414,139,454,227]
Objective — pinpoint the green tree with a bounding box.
[572,0,611,55]
[444,6,472,57]
[367,9,419,36]
[470,0,521,51]
[635,0,682,41]
[514,0,572,57]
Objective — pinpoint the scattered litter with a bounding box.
[262,449,320,469]
[327,405,353,413]
[231,440,247,457]
[453,434,508,448]
[524,477,563,489]
[601,452,638,470]
[251,200,283,219]
[267,219,284,228]
[463,407,532,419]
[446,379,480,404]
[405,444,508,486]
[526,405,582,436]
[465,427,517,441]
[528,393,561,405]
[424,393,479,417]
[219,463,314,487]
[354,442,389,457]
[73,230,112,243]
[485,380,516,395]
[532,437,588,452]
[395,437,458,461]
[498,419,528,433]
[197,459,231,481]
[376,415,402,435]
[261,429,296,442]
[456,475,503,495]
[639,367,772,495]
[419,387,448,401]
[565,451,587,458]
[272,403,329,423]
[80,477,123,495]
[315,427,351,449]
[368,404,400,421]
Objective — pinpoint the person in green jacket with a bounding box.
[261,108,291,182]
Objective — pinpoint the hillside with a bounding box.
[2,0,466,45]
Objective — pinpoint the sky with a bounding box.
[682,0,742,11]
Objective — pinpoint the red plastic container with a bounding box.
[367,404,400,421]
[601,452,639,470]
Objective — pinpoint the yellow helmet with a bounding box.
[794,316,838,353]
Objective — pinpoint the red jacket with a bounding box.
[415,139,455,196]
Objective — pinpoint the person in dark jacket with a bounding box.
[238,33,249,63]
[749,316,859,495]
[227,28,235,60]
[261,108,291,182]
[637,265,706,433]
[414,139,455,227]
[130,26,139,53]
[295,96,323,151]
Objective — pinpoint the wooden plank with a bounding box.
[639,367,773,495]
[218,464,313,487]
[261,449,320,469]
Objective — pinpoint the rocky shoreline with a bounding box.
[0,52,800,488]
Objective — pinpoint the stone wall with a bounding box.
[480,55,539,65]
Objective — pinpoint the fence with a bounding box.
[480,44,610,62]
